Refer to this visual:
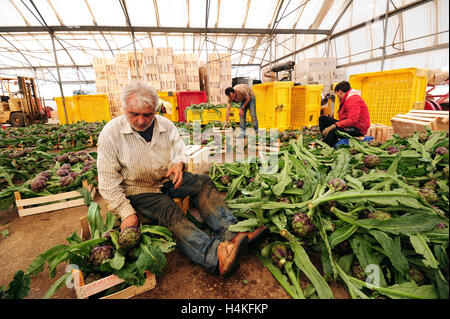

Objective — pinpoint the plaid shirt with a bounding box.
[97,115,188,221]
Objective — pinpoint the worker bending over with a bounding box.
[97,80,267,277]
[224,84,259,137]
[319,81,370,147]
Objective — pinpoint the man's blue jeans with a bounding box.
[240,97,258,135]
[127,172,238,274]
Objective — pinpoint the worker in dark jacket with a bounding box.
[319,81,370,146]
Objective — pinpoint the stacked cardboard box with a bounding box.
[174,54,200,91]
[128,51,144,82]
[157,48,176,91]
[143,48,161,91]
[207,53,231,105]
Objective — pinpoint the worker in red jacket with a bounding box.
[319,81,370,146]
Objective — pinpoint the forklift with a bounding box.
[0,77,47,127]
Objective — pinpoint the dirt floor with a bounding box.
[0,191,350,299]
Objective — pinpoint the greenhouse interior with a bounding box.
[0,0,449,302]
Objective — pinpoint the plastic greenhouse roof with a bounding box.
[0,0,448,89]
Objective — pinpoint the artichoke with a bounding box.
[84,272,103,284]
[30,177,47,192]
[352,262,367,281]
[321,200,339,214]
[82,164,93,174]
[386,146,399,154]
[364,155,381,169]
[349,148,359,155]
[435,147,448,156]
[89,244,114,267]
[281,131,290,142]
[418,131,429,143]
[443,166,449,179]
[55,154,69,163]
[57,164,71,176]
[68,156,80,164]
[423,180,437,190]
[38,171,52,180]
[409,267,425,286]
[418,188,439,204]
[328,178,348,191]
[59,175,75,187]
[277,197,291,203]
[102,229,118,241]
[118,226,142,250]
[271,244,293,268]
[368,211,392,221]
[68,172,79,179]
[291,213,314,237]
[368,140,382,147]
[436,222,447,229]
[294,179,304,189]
[220,175,231,186]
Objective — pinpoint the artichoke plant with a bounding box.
[89,244,115,267]
[291,213,314,237]
[118,226,142,250]
[271,244,294,268]
[418,188,439,204]
[328,178,348,191]
[364,155,381,169]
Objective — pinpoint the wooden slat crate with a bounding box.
[185,145,211,174]
[14,180,96,217]
[366,124,395,143]
[391,109,449,137]
[72,268,156,299]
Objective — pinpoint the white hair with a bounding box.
[121,80,159,111]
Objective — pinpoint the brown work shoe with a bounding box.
[217,235,249,277]
[231,225,269,245]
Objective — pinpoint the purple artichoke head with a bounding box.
[321,200,339,214]
[435,147,448,156]
[368,140,382,147]
[59,175,75,187]
[30,177,47,192]
[418,188,439,204]
[352,262,367,281]
[55,154,69,163]
[294,180,304,189]
[220,175,231,186]
[387,146,399,155]
[271,244,293,268]
[84,273,103,284]
[277,197,291,203]
[102,229,118,241]
[68,156,80,164]
[328,178,348,191]
[89,244,115,267]
[368,211,392,221]
[37,171,52,180]
[418,131,429,143]
[118,226,142,250]
[82,164,93,174]
[291,213,314,237]
[436,222,447,229]
[423,180,437,190]
[68,172,79,179]
[409,267,425,286]
[349,148,359,155]
[364,155,381,169]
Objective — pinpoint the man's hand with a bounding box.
[166,162,184,189]
[223,121,228,129]
[323,124,337,137]
[239,108,245,117]
[121,214,139,231]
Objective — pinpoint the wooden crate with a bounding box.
[185,145,211,175]
[366,124,394,143]
[14,180,96,217]
[72,268,156,299]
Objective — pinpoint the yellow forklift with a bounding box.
[0,76,47,127]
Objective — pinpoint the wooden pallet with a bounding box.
[391,109,449,137]
[72,268,156,299]
[14,180,96,217]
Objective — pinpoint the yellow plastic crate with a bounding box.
[55,94,111,124]
[253,81,294,129]
[158,91,179,122]
[186,109,222,124]
[291,85,324,129]
[348,68,428,126]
